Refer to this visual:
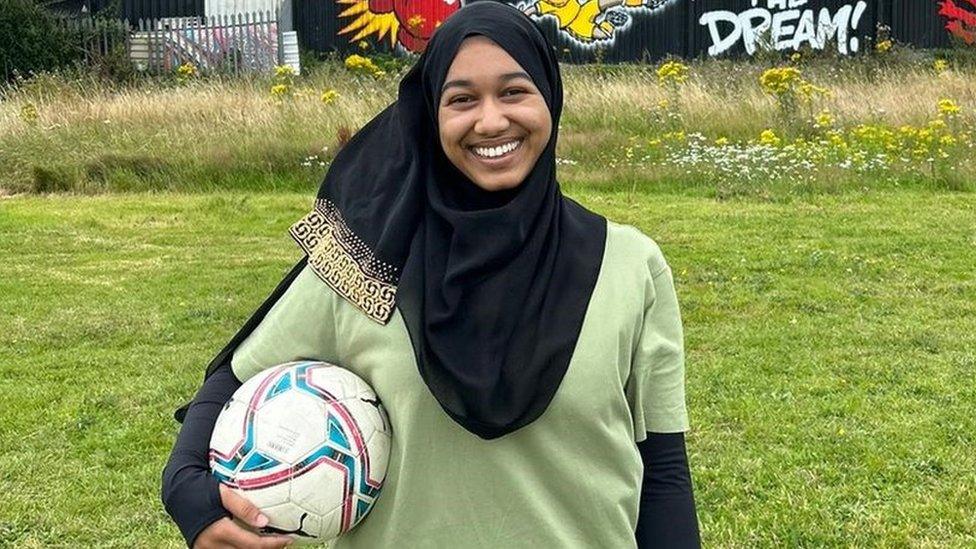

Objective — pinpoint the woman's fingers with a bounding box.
[218,484,269,529]
[221,521,293,549]
[194,517,292,549]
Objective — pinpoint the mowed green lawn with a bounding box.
[1,189,974,547]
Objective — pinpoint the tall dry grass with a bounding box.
[1,50,974,194]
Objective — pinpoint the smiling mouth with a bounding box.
[468,139,524,160]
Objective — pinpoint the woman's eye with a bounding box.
[448,95,471,105]
[504,88,526,97]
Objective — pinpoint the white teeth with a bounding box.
[472,140,521,159]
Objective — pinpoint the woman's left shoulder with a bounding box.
[604,220,670,278]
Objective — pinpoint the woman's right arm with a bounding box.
[162,260,336,547]
[161,363,292,548]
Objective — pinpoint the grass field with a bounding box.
[1,188,974,547]
[2,48,976,546]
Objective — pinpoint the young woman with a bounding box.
[162,2,701,547]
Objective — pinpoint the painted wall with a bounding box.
[293,0,973,60]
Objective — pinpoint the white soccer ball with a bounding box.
[209,361,391,545]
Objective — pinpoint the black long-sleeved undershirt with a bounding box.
[161,365,237,546]
[162,364,701,548]
[634,433,702,548]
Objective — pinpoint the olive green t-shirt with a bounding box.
[231,220,690,548]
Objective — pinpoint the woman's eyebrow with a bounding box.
[441,71,533,93]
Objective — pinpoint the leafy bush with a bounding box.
[0,0,77,80]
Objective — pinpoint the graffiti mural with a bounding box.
[522,0,670,46]
[938,0,976,45]
[699,0,869,56]
[336,0,460,52]
[299,0,974,58]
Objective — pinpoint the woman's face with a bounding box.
[437,36,552,193]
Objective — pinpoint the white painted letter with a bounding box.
[699,11,742,56]
[772,9,800,50]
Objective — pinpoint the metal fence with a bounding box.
[131,12,281,75]
[54,15,132,66]
[49,11,288,76]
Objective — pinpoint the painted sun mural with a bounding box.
[337,0,461,52]
[938,0,976,45]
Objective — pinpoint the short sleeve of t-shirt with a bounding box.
[230,265,340,382]
[625,256,690,441]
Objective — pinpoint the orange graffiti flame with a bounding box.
[938,0,976,45]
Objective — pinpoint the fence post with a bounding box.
[149,17,156,74]
[124,18,130,68]
[102,19,109,58]
[274,7,281,66]
[218,13,226,75]
[154,16,161,74]
[204,14,212,75]
[227,13,239,76]
[243,12,249,73]
[248,10,253,70]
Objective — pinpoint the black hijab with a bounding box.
[190,1,607,440]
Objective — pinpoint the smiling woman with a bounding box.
[437,36,553,192]
[161,2,700,548]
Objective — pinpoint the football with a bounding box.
[209,361,391,544]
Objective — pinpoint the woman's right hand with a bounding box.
[193,484,294,549]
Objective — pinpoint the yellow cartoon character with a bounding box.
[523,0,665,43]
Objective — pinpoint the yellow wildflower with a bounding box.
[814,110,834,128]
[20,103,38,124]
[657,98,670,110]
[270,84,289,99]
[759,67,802,95]
[826,130,846,147]
[274,65,295,78]
[321,89,340,104]
[358,40,370,50]
[940,134,957,147]
[344,54,382,76]
[875,39,892,53]
[937,99,961,118]
[933,59,949,73]
[898,125,917,137]
[715,137,729,146]
[759,129,781,146]
[656,61,689,86]
[177,62,197,79]
[798,81,831,101]
[790,52,801,63]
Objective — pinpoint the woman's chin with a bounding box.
[465,165,532,192]
[470,178,523,192]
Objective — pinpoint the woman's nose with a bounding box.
[474,97,510,135]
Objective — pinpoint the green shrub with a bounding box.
[0,0,77,80]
